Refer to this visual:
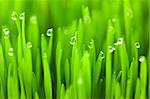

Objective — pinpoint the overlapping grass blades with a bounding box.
[0,0,149,99]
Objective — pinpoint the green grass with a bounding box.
[0,0,149,99]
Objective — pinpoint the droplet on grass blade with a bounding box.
[117,38,123,45]
[109,46,115,53]
[135,42,140,49]
[139,56,145,62]
[19,13,24,20]
[88,40,93,49]
[8,48,14,56]
[27,42,32,48]
[70,35,76,45]
[100,51,105,59]
[11,11,17,21]
[46,28,53,37]
[3,28,10,36]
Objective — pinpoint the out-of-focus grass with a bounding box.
[0,0,149,99]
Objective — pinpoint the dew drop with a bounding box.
[19,13,24,20]
[109,46,115,53]
[46,28,53,37]
[139,56,145,62]
[8,48,14,56]
[100,51,105,59]
[88,40,93,49]
[70,35,76,45]
[27,42,32,48]
[11,11,17,21]
[135,42,140,49]
[117,38,123,45]
[3,28,10,36]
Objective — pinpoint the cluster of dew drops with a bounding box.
[4,11,144,63]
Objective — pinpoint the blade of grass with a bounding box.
[7,64,19,99]
[0,78,4,99]
[106,19,115,99]
[118,38,129,96]
[139,56,147,98]
[134,78,140,99]
[18,67,26,99]
[64,58,70,88]
[56,41,62,99]
[60,84,65,99]
[42,53,52,99]
[81,51,91,99]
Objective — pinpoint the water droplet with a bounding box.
[117,38,123,45]
[135,42,140,49]
[70,35,76,45]
[11,11,17,21]
[3,28,10,36]
[8,48,14,56]
[127,9,133,18]
[46,28,53,37]
[109,46,115,53]
[88,40,93,49]
[100,51,105,59]
[27,42,32,48]
[139,56,145,62]
[19,13,24,20]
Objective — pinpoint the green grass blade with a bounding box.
[134,78,140,99]
[7,64,19,99]
[81,51,91,99]
[65,58,70,88]
[139,56,147,98]
[118,38,129,96]
[42,53,52,99]
[56,41,62,99]
[60,84,65,99]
